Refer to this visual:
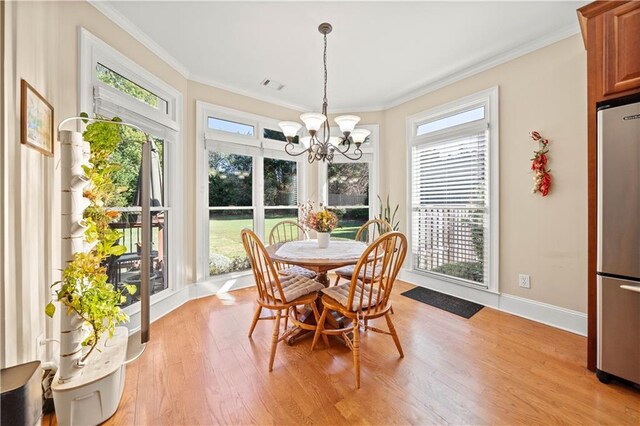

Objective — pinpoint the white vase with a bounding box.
[317,232,330,248]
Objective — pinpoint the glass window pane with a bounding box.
[263,128,299,144]
[331,208,369,240]
[209,152,253,207]
[209,210,252,276]
[264,158,297,206]
[328,163,369,206]
[207,117,254,136]
[265,208,299,242]
[96,63,168,112]
[106,210,168,307]
[109,138,165,209]
[416,106,485,136]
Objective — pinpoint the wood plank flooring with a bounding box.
[45,280,639,425]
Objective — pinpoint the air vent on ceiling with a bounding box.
[261,78,285,91]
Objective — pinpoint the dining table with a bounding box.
[266,239,369,286]
[266,238,371,344]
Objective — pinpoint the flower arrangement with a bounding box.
[299,201,338,233]
[530,131,552,197]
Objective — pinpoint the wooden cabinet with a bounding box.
[578,1,640,372]
[603,2,640,96]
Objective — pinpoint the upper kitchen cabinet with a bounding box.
[579,1,640,101]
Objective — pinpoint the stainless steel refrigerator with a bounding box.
[597,100,640,385]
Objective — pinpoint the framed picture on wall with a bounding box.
[21,79,54,157]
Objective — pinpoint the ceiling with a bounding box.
[97,1,587,112]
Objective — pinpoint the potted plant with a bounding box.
[375,194,400,232]
[45,116,138,425]
[300,201,338,248]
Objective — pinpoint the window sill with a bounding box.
[406,267,499,295]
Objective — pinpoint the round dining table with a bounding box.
[266,239,370,344]
[266,239,369,286]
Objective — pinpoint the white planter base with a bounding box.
[52,327,128,426]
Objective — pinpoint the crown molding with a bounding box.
[188,75,310,113]
[382,22,581,110]
[88,1,581,114]
[87,0,191,78]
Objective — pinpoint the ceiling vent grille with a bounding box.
[261,78,285,91]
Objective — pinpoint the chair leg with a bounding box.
[334,275,341,286]
[248,305,262,338]
[385,312,404,358]
[390,305,395,315]
[311,307,328,351]
[283,307,289,331]
[268,310,282,372]
[353,322,361,389]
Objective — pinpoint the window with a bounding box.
[263,128,299,144]
[208,117,255,136]
[200,103,305,278]
[81,28,182,307]
[96,63,168,113]
[208,152,253,276]
[320,125,379,240]
[328,162,370,239]
[408,88,498,289]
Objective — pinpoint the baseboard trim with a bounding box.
[125,286,191,334]
[498,293,587,336]
[399,269,587,336]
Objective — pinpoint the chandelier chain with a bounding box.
[323,33,328,106]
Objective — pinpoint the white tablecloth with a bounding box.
[275,240,368,260]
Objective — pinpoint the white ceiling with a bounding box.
[97,1,587,112]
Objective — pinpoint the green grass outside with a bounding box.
[209,214,365,259]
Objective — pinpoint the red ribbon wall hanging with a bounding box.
[530,131,552,197]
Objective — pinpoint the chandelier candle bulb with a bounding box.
[350,128,371,145]
[278,121,302,139]
[335,115,361,135]
[300,113,326,132]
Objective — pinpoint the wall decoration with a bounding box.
[530,131,552,197]
[21,79,54,156]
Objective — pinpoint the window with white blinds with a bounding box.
[408,90,497,289]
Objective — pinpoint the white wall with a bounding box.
[383,35,588,313]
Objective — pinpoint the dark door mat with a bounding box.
[401,286,484,319]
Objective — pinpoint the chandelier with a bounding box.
[278,23,370,164]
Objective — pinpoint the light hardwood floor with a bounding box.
[45,280,639,425]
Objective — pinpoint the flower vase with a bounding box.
[317,232,330,249]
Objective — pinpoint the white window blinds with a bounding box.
[411,130,489,286]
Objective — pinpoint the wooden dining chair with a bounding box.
[333,219,392,286]
[311,231,407,389]
[268,220,316,279]
[242,229,324,372]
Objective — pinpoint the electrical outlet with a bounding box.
[518,274,531,289]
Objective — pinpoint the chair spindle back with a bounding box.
[355,219,392,244]
[269,220,308,245]
[348,232,407,315]
[241,228,286,304]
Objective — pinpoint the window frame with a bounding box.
[406,87,499,293]
[197,101,307,281]
[79,28,184,313]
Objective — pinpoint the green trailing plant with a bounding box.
[46,115,138,362]
[375,194,400,232]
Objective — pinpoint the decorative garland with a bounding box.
[530,131,552,197]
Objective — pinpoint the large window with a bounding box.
[408,89,498,289]
[328,162,370,239]
[201,105,305,277]
[81,29,182,307]
[320,127,378,240]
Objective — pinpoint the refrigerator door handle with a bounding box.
[620,284,640,294]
